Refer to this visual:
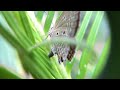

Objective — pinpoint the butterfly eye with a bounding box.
[57,32,59,35]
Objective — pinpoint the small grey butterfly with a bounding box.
[48,11,80,64]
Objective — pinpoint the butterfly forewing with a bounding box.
[48,11,80,64]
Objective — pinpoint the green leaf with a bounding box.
[66,57,77,77]
[19,11,35,43]
[77,11,104,79]
[36,11,44,22]
[0,66,22,79]
[92,37,111,78]
[1,11,33,48]
[44,11,55,33]
[76,11,93,41]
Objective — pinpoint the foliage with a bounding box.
[0,11,110,79]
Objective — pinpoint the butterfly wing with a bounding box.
[49,11,80,63]
[55,11,80,61]
[55,11,80,37]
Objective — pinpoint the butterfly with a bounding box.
[48,11,80,64]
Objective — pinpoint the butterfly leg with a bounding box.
[48,51,54,58]
[61,57,63,62]
[58,55,64,64]
[58,60,61,64]
[58,57,63,64]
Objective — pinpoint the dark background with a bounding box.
[99,11,120,79]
